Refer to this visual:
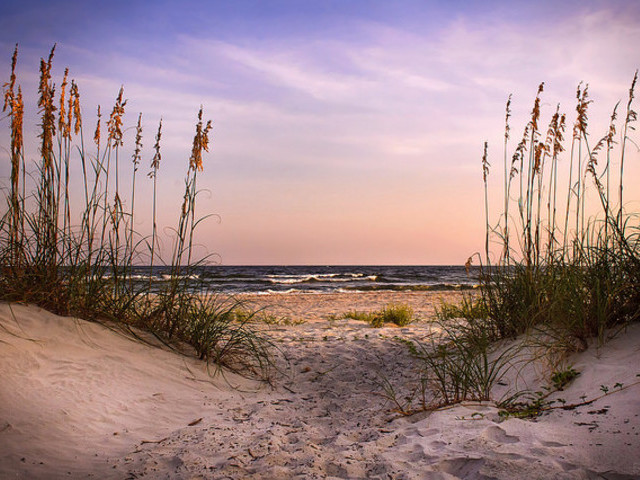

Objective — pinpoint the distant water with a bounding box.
[126,265,480,294]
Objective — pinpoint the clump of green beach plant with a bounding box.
[550,366,580,391]
[442,75,640,348]
[342,303,415,327]
[341,309,376,323]
[0,45,272,379]
[400,318,520,409]
[436,294,486,323]
[381,303,415,326]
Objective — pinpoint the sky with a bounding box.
[1,0,639,265]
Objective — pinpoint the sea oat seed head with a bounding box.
[107,86,126,147]
[71,80,81,135]
[3,44,18,113]
[149,118,162,177]
[58,68,69,138]
[482,141,490,182]
[38,45,57,168]
[11,86,24,158]
[189,107,212,172]
[504,94,512,141]
[132,113,143,171]
[94,105,101,147]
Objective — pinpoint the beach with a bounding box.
[236,290,469,323]
[1,292,639,479]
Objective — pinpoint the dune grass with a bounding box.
[478,74,640,345]
[408,73,640,411]
[342,303,415,327]
[0,45,272,379]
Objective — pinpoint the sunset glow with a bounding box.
[1,0,639,264]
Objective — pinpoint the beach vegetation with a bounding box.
[238,309,305,326]
[399,319,519,408]
[0,45,272,379]
[409,72,639,411]
[550,366,580,391]
[381,303,414,326]
[436,294,486,323]
[476,74,640,346]
[341,303,415,327]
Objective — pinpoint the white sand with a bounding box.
[1,300,639,479]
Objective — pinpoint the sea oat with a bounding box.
[189,108,212,172]
[626,70,637,127]
[573,83,592,139]
[554,113,566,158]
[38,45,57,167]
[149,119,162,176]
[58,68,69,139]
[132,113,142,172]
[71,80,81,135]
[107,87,126,147]
[530,83,544,132]
[2,44,18,113]
[482,142,490,182]
[504,94,512,142]
[10,87,24,161]
[94,105,101,147]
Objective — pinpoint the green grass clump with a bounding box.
[447,74,640,348]
[234,308,305,326]
[380,303,414,326]
[342,309,378,324]
[436,294,486,323]
[342,303,415,327]
[0,45,272,379]
[402,318,519,408]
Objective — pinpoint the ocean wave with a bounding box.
[339,283,478,292]
[160,274,200,280]
[260,288,323,295]
[267,274,378,284]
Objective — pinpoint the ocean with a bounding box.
[127,265,480,294]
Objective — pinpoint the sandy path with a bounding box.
[124,317,640,480]
[122,319,434,479]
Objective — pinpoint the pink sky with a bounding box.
[1,1,639,264]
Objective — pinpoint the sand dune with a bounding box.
[1,298,639,479]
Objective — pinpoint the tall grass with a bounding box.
[409,73,639,410]
[0,45,272,379]
[478,73,640,348]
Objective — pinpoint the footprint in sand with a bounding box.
[541,440,565,447]
[482,425,519,444]
[436,457,485,477]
